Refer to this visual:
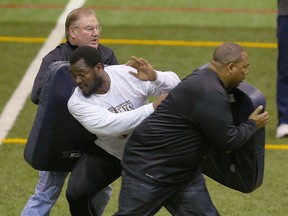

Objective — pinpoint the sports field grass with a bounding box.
[1,0,288,215]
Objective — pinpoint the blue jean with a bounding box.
[21,171,112,216]
[277,15,288,125]
[116,169,219,216]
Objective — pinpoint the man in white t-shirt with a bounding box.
[65,45,180,216]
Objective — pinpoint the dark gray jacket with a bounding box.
[122,68,257,185]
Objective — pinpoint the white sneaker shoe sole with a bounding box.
[276,124,288,138]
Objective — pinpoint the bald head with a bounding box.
[213,42,246,65]
[209,42,249,88]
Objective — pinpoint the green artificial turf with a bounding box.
[1,0,288,215]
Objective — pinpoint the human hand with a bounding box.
[248,105,270,129]
[127,56,157,81]
[152,94,168,110]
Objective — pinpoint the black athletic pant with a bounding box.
[66,144,121,216]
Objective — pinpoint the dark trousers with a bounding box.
[277,15,288,125]
[116,169,220,216]
[66,145,121,216]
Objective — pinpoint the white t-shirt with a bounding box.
[68,64,180,159]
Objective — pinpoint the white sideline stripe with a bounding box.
[0,0,86,144]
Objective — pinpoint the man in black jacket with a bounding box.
[116,42,269,216]
[22,7,117,216]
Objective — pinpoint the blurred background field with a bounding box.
[0,0,287,215]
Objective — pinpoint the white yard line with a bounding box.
[0,0,86,144]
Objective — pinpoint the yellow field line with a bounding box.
[1,138,27,144]
[0,36,47,43]
[1,138,287,150]
[0,36,277,48]
[265,144,288,150]
[101,39,277,49]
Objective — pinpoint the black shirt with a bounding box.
[31,41,118,104]
[121,68,257,185]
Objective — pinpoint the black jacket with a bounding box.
[122,68,257,185]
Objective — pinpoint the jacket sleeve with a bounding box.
[31,60,50,104]
[193,90,257,151]
[67,91,154,136]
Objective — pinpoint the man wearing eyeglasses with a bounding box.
[21,7,117,216]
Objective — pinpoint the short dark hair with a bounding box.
[213,42,245,65]
[70,46,103,68]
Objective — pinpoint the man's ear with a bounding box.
[226,62,235,74]
[95,63,104,72]
[69,26,76,39]
[96,62,104,69]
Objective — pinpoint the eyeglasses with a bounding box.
[73,26,102,33]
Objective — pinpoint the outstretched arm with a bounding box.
[127,56,181,95]
[126,56,157,81]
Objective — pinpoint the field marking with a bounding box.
[265,144,288,150]
[0,36,47,43]
[100,39,277,49]
[0,36,277,49]
[0,4,64,9]
[0,4,277,14]
[2,138,287,150]
[90,6,277,14]
[0,0,86,145]
[2,138,27,144]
